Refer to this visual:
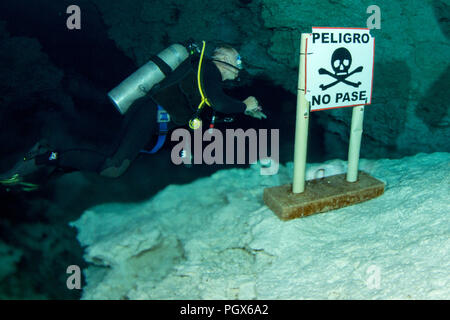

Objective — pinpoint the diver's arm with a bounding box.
[203,62,246,114]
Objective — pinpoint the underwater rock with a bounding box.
[0,241,22,282]
[72,152,450,299]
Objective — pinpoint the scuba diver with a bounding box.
[0,41,267,191]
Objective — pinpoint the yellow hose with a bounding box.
[197,41,210,109]
[189,40,211,130]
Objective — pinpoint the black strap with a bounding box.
[210,58,241,72]
[150,55,173,77]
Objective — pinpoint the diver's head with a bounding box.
[212,45,243,81]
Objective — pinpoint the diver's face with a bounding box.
[224,51,242,80]
[214,47,243,81]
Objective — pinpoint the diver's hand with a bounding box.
[243,96,258,113]
[244,96,267,120]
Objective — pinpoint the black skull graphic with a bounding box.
[332,47,352,75]
[318,47,363,90]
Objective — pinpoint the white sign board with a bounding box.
[305,27,375,111]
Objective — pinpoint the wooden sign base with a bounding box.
[263,171,385,221]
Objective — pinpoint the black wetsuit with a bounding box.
[51,58,245,177]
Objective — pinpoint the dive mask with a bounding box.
[235,54,243,70]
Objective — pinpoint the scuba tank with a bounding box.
[108,44,190,115]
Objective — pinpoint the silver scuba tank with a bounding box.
[108,44,189,115]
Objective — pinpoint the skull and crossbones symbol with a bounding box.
[318,47,363,90]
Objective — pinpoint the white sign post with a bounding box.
[293,28,375,192]
[292,34,310,193]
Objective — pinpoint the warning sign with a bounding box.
[305,27,375,111]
